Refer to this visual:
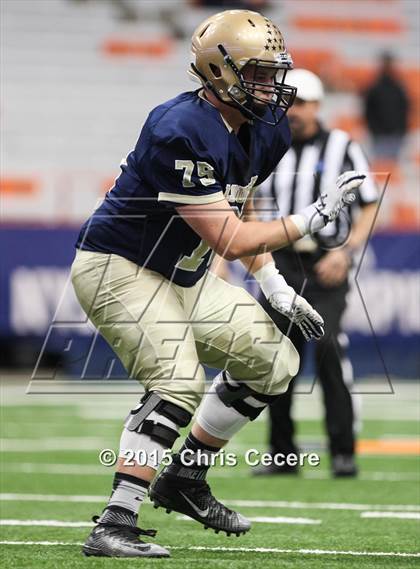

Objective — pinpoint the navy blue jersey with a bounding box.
[76,90,291,286]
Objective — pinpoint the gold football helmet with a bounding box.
[190,10,296,125]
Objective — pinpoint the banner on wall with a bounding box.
[1,227,419,378]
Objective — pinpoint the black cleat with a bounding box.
[332,454,358,478]
[150,466,251,536]
[82,507,170,558]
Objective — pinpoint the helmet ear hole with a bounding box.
[209,63,222,78]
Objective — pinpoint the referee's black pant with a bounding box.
[259,250,355,459]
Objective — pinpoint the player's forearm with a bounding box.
[177,202,301,261]
[221,196,301,260]
[240,252,274,274]
[179,170,365,261]
[226,216,302,260]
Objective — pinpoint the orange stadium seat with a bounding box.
[331,116,365,141]
[389,202,420,231]
[0,177,38,196]
[371,159,403,185]
[102,38,173,58]
[293,16,404,34]
[289,49,339,78]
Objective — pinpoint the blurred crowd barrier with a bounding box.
[1,225,419,379]
[1,0,419,377]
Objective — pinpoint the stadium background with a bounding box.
[1,0,419,379]
[1,1,419,567]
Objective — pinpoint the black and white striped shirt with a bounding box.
[258,126,378,250]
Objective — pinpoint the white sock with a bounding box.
[107,472,149,515]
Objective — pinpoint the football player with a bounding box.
[71,9,365,558]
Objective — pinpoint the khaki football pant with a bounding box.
[71,250,299,415]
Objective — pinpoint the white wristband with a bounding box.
[253,262,278,283]
[289,214,308,237]
[253,262,288,299]
[290,204,327,237]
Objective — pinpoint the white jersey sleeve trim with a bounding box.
[158,191,225,205]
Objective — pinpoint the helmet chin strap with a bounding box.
[249,102,268,119]
[189,63,215,92]
[230,96,272,123]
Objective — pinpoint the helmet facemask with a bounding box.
[217,45,297,126]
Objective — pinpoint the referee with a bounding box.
[255,69,378,477]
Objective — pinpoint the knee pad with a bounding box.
[215,371,277,420]
[120,391,192,468]
[196,371,278,440]
[124,391,192,445]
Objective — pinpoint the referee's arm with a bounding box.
[314,139,379,287]
[344,139,379,252]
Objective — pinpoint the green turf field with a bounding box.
[1,379,419,568]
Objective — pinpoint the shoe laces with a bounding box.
[190,483,235,516]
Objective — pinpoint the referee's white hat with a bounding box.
[287,69,324,102]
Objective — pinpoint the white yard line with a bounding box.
[1,463,110,476]
[361,512,420,520]
[0,541,419,558]
[211,468,420,482]
[0,438,109,451]
[0,520,92,527]
[0,541,85,546]
[1,517,321,527]
[224,499,420,512]
[2,380,420,421]
[1,493,419,512]
[2,462,419,483]
[180,546,420,557]
[0,493,108,503]
[302,470,420,482]
[176,514,321,525]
